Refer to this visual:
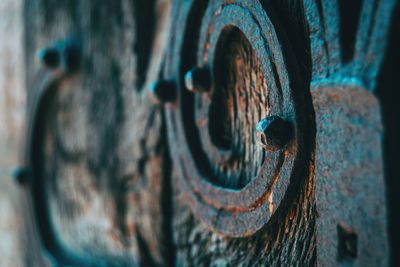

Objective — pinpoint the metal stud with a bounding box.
[39,40,81,72]
[63,42,81,72]
[39,48,60,69]
[184,66,211,93]
[12,167,30,185]
[149,79,177,104]
[256,115,293,151]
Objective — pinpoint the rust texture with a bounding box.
[165,0,315,238]
[18,0,398,266]
[313,85,388,266]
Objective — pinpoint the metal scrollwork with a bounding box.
[162,0,314,237]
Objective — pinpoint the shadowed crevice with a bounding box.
[338,0,362,62]
[133,0,157,90]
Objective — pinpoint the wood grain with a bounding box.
[24,0,172,265]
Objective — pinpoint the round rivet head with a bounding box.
[256,115,293,151]
[184,66,211,93]
[63,43,81,72]
[12,167,30,185]
[39,48,60,69]
[150,80,177,104]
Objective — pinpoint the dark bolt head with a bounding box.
[184,66,211,93]
[39,48,60,69]
[256,115,293,151]
[338,222,358,260]
[63,43,81,72]
[39,40,81,72]
[150,80,177,104]
[12,167,30,185]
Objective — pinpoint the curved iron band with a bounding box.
[165,0,305,237]
[192,2,295,235]
[21,68,75,265]
[194,2,294,193]
[20,52,102,265]
[190,2,296,210]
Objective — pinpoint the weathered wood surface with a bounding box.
[18,0,398,266]
[24,0,172,265]
[0,1,37,266]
